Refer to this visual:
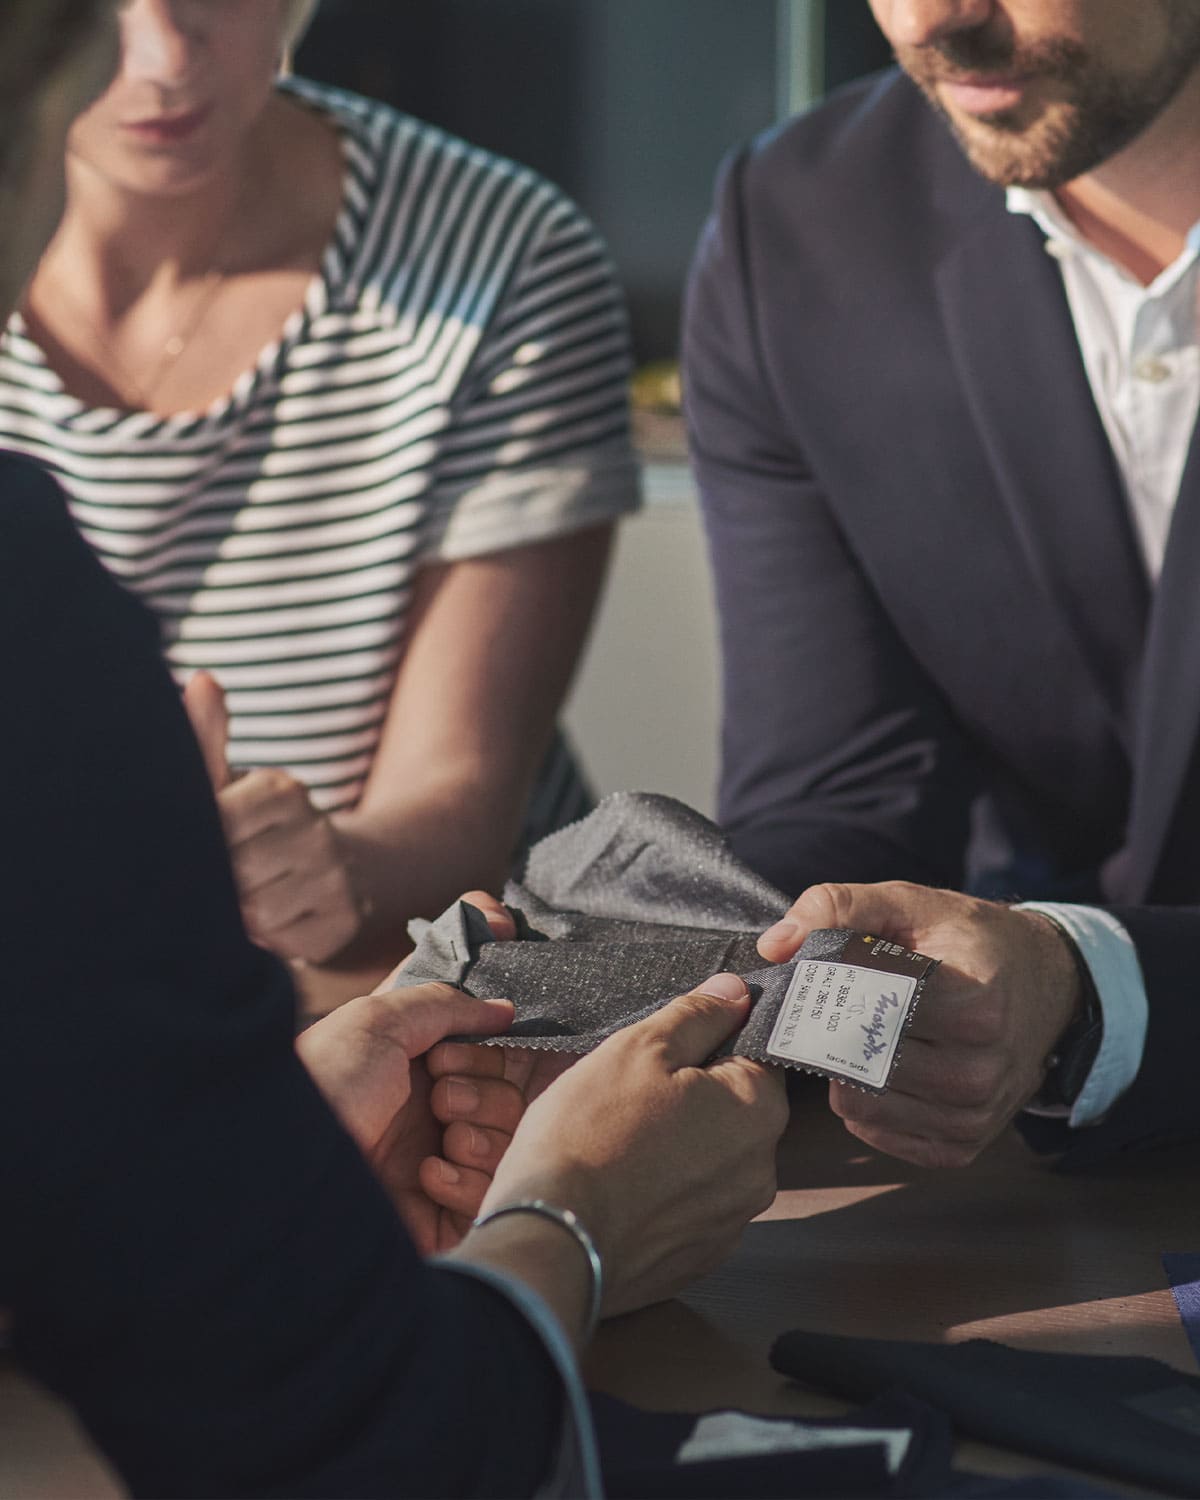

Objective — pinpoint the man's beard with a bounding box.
[896,7,1200,188]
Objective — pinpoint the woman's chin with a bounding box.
[71,145,233,203]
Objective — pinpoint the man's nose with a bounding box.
[870,0,996,49]
[120,0,197,88]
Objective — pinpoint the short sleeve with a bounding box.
[423,190,642,561]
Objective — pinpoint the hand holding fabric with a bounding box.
[418,891,578,1218]
[476,975,789,1316]
[425,887,582,1087]
[184,670,364,963]
[759,881,1082,1167]
[295,981,516,1252]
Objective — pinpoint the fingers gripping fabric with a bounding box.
[393,793,935,1087]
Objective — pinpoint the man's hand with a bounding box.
[184,671,363,963]
[759,882,1083,1168]
[476,974,789,1317]
[360,894,571,1235]
[296,982,517,1252]
[428,890,581,1104]
[413,891,579,1219]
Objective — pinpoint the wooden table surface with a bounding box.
[2,1081,1196,1497]
[585,1078,1200,1494]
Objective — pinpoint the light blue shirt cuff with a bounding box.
[433,1257,603,1499]
[1016,902,1149,1127]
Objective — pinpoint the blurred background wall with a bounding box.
[296,1,892,817]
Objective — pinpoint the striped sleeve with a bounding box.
[422,187,642,562]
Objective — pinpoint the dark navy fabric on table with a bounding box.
[770,1330,1200,1496]
[591,1389,942,1498]
[1163,1254,1200,1369]
[590,1390,1114,1498]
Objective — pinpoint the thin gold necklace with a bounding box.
[46,264,229,412]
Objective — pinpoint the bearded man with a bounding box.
[684,0,1200,1169]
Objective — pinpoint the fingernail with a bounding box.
[468,1127,489,1158]
[438,1160,461,1184]
[694,972,747,1002]
[761,919,799,947]
[446,1080,480,1114]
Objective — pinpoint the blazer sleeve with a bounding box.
[0,458,561,1499]
[683,147,980,898]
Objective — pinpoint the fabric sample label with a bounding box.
[766,933,937,1091]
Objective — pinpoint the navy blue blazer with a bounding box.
[0,453,559,1496]
[684,70,1200,1160]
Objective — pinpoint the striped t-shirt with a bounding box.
[0,80,640,825]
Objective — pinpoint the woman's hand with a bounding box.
[221,767,363,962]
[295,982,517,1252]
[463,974,790,1321]
[185,670,363,963]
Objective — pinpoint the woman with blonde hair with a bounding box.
[0,0,639,1008]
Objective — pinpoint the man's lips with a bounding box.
[121,104,211,143]
[938,73,1032,116]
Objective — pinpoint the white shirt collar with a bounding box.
[1006,185,1200,297]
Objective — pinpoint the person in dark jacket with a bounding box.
[0,5,788,1494]
[686,0,1200,1170]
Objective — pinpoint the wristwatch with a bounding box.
[1031,924,1105,1111]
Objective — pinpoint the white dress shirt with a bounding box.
[1003,188,1200,1124]
[1007,186,1200,576]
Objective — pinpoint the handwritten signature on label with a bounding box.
[861,989,901,1061]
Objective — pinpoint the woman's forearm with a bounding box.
[293,781,525,1013]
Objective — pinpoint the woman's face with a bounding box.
[68,0,290,198]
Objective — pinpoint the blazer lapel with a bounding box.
[934,210,1150,743]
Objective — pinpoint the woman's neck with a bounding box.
[54,181,239,314]
[19,92,343,416]
[47,129,262,307]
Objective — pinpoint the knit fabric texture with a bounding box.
[393,792,854,1063]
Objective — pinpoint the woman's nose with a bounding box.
[119,0,199,89]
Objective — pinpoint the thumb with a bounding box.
[758,880,922,962]
[183,670,232,791]
[375,985,515,1061]
[461,892,518,942]
[637,973,751,1068]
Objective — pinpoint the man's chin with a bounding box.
[938,104,1078,189]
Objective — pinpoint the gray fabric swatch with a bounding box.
[394,792,865,1067]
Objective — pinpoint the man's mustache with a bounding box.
[897,28,1087,84]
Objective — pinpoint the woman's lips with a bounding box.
[121,104,211,144]
[939,75,1031,116]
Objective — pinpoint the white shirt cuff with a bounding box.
[433,1257,603,1499]
[1016,903,1149,1127]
